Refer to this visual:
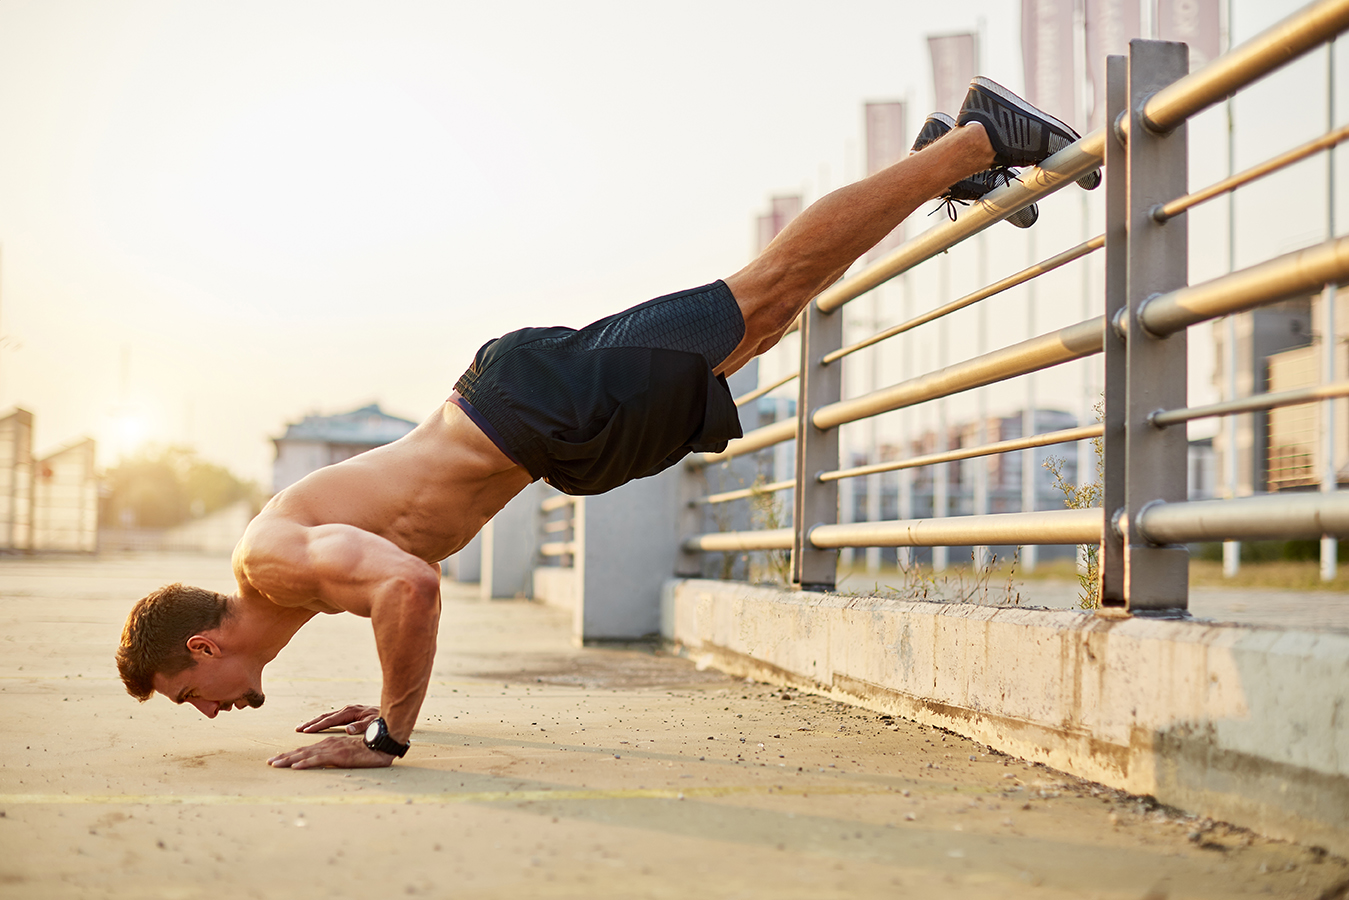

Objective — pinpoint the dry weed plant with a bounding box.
[844,550,1024,607]
[749,474,792,585]
[1042,398,1105,609]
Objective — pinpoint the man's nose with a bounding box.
[189,699,220,718]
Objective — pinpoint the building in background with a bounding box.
[0,409,34,551]
[1265,292,1349,492]
[0,408,98,553]
[34,438,98,552]
[272,403,418,493]
[1212,299,1316,495]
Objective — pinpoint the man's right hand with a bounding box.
[296,704,380,735]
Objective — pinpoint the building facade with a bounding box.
[272,403,418,493]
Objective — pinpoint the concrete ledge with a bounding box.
[662,578,1349,855]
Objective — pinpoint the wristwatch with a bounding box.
[363,717,410,758]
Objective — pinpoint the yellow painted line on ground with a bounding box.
[0,783,885,807]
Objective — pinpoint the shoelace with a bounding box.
[929,168,1024,221]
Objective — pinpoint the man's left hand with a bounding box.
[267,734,395,769]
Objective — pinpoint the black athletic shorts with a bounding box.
[452,280,746,496]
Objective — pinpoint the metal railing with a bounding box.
[680,0,1349,609]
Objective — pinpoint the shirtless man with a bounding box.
[116,79,1096,769]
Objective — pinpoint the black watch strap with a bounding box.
[364,717,410,758]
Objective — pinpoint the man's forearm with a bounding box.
[370,573,442,744]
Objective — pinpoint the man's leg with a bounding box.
[717,122,994,376]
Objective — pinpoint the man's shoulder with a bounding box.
[231,512,321,608]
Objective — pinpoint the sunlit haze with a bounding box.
[0,1,1340,486]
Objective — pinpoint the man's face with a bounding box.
[153,653,265,719]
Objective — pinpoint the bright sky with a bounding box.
[0,0,1341,485]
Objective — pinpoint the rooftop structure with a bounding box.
[271,403,417,493]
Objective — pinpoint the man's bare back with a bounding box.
[237,401,532,593]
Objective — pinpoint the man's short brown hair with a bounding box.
[117,583,231,701]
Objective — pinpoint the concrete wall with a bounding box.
[480,483,542,599]
[664,579,1349,855]
[572,467,681,640]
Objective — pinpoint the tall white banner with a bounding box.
[756,195,802,255]
[865,101,908,258]
[1021,0,1080,131]
[927,33,977,117]
[1158,0,1221,71]
[1085,0,1142,130]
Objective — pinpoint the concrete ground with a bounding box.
[2,554,1347,899]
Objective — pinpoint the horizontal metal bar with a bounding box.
[1133,491,1349,543]
[684,510,1101,554]
[819,424,1103,482]
[1138,0,1349,136]
[1153,124,1349,222]
[734,371,800,407]
[1149,381,1349,427]
[539,541,577,557]
[540,495,575,513]
[812,317,1104,431]
[822,235,1105,365]
[694,479,796,506]
[542,519,573,533]
[682,528,795,553]
[812,135,1107,315]
[1137,236,1349,336]
[690,418,797,466]
[809,509,1102,549]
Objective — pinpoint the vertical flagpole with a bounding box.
[1323,37,1339,582]
[973,18,990,573]
[1221,0,1241,578]
[1076,0,1096,581]
[1022,227,1039,574]
[934,256,950,573]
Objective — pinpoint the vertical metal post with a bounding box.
[866,288,882,575]
[793,300,843,590]
[1099,55,1128,610]
[1221,0,1241,579]
[934,258,950,572]
[898,272,914,569]
[1322,37,1339,582]
[974,233,990,570]
[1022,230,1039,573]
[1122,39,1190,611]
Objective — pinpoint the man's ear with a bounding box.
[185,635,221,660]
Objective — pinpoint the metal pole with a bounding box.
[899,270,914,569]
[934,258,950,572]
[1223,87,1242,577]
[1122,39,1192,611]
[791,297,842,590]
[1099,54,1128,610]
[1323,36,1339,582]
[975,233,990,570]
[866,287,882,575]
[1022,229,1039,574]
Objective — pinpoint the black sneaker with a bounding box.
[912,112,1039,228]
[955,77,1101,191]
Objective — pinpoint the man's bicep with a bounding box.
[240,522,414,616]
[300,526,424,617]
